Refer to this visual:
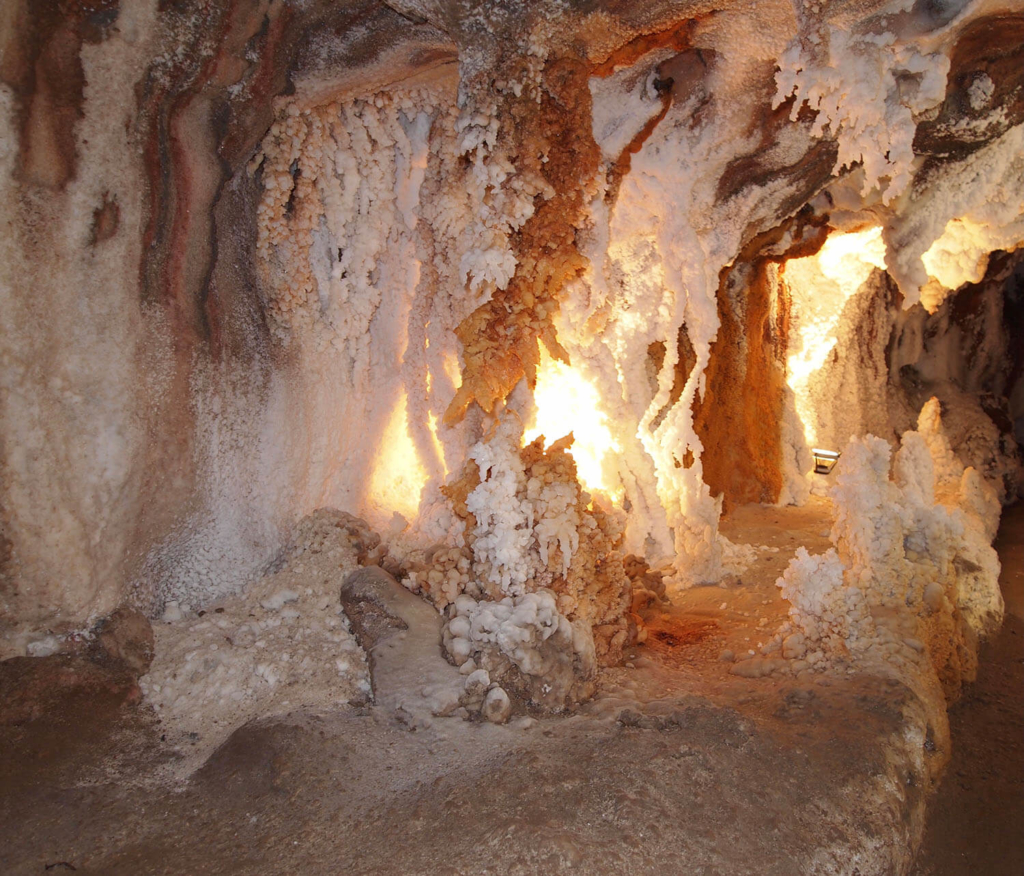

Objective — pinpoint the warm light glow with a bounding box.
[524,346,624,502]
[784,227,886,448]
[427,411,448,477]
[368,391,429,520]
[920,217,993,311]
[443,352,462,389]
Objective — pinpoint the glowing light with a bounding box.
[524,346,624,502]
[443,352,462,389]
[920,218,994,311]
[368,391,429,520]
[427,411,448,477]
[784,227,886,448]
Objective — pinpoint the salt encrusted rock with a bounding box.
[284,509,390,570]
[443,589,596,711]
[482,686,512,724]
[412,413,634,712]
[25,636,62,658]
[340,566,409,652]
[428,686,461,718]
[781,633,807,661]
[462,669,490,706]
[729,657,788,679]
[140,510,372,763]
[774,401,1003,703]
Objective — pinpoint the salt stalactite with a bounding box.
[774,24,950,207]
[251,78,638,709]
[774,399,1002,706]
[441,48,599,426]
[556,26,831,582]
[252,84,477,539]
[773,9,1024,313]
[886,123,1024,312]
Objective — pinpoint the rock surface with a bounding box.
[95,607,156,677]
[339,566,410,653]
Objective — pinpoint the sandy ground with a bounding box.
[0,499,1018,875]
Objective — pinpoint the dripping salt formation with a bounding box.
[1,0,1022,873]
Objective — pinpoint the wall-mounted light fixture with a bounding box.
[812,448,840,475]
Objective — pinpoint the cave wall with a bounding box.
[888,249,1024,501]
[1,2,167,652]
[778,246,1024,507]
[0,0,458,652]
[2,0,1023,652]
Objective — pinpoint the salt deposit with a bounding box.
[140,511,374,766]
[772,400,1003,707]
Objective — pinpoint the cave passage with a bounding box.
[1,1,1023,874]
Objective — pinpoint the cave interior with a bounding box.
[1,0,1023,873]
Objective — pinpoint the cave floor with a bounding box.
[1,500,1019,876]
[911,501,1024,876]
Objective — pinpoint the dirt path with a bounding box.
[912,502,1024,876]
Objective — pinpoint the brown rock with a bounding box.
[95,606,155,677]
[0,654,140,727]
[913,13,1024,161]
[339,566,409,653]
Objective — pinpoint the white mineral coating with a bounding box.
[3,0,1020,667]
[428,685,462,717]
[922,581,945,613]
[0,3,168,653]
[774,25,949,207]
[160,602,184,624]
[782,633,807,660]
[462,668,491,703]
[458,657,478,676]
[442,586,595,710]
[886,124,1024,312]
[729,657,787,679]
[482,686,512,724]
[448,616,471,639]
[774,399,1004,737]
[448,636,473,665]
[139,511,373,770]
[25,636,62,658]
[260,589,300,611]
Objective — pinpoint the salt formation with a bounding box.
[781,234,1023,505]
[887,123,1024,312]
[406,406,634,710]
[2,0,1021,748]
[774,25,949,206]
[247,72,648,708]
[0,3,164,653]
[141,511,377,764]
[774,400,1002,703]
[249,81,479,541]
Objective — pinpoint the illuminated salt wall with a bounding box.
[2,0,1023,658]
